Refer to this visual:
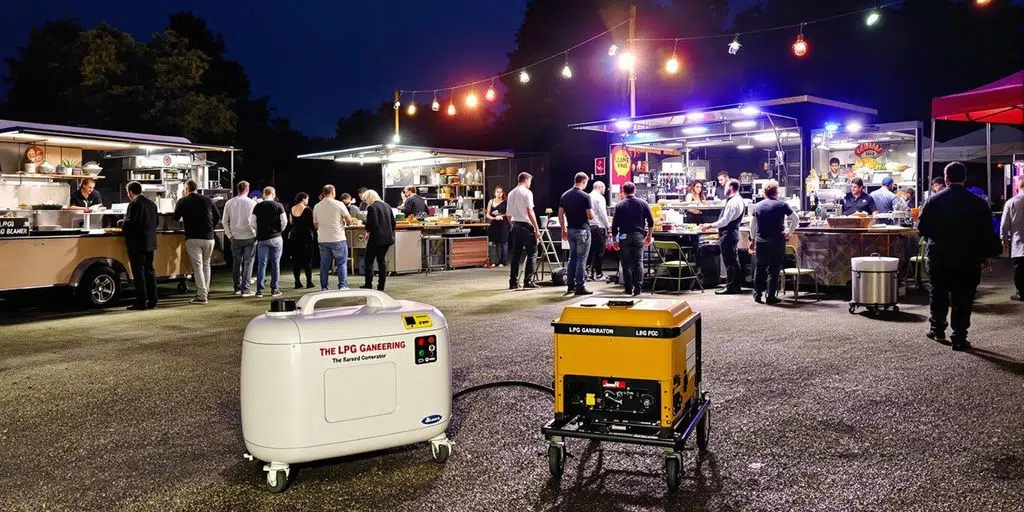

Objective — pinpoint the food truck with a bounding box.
[0,120,238,308]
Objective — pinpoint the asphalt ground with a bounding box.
[0,261,1022,511]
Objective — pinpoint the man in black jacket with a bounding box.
[120,181,159,310]
[361,189,396,291]
[917,161,999,350]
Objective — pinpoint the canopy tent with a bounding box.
[922,125,1024,162]
[928,71,1024,207]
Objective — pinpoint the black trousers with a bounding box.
[364,243,390,290]
[292,239,314,286]
[129,250,157,307]
[927,262,982,340]
[509,223,538,285]
[753,240,784,298]
[619,232,645,293]
[587,226,607,276]
[1014,257,1023,294]
[720,229,741,291]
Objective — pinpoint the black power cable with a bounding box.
[452,380,554,400]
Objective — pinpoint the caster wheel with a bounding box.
[696,407,711,451]
[665,456,681,492]
[892,305,900,313]
[265,469,289,493]
[848,305,857,314]
[431,442,451,464]
[177,281,189,293]
[548,445,565,478]
[870,307,880,317]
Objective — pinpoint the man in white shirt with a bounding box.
[313,184,353,290]
[222,181,258,296]
[587,181,611,280]
[506,172,541,289]
[702,178,746,294]
[1001,174,1024,301]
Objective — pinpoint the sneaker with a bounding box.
[360,284,373,289]
[951,339,972,351]
[306,283,315,289]
[753,293,763,304]
[271,290,283,298]
[565,287,575,295]
[574,288,594,296]
[523,282,539,289]
[189,297,208,305]
[765,296,781,305]
[509,283,519,290]
[241,291,256,298]
[926,329,947,342]
[338,286,350,290]
[294,283,303,289]
[255,292,264,298]
[234,290,242,296]
[1011,293,1023,302]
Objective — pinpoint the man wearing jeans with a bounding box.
[587,181,610,280]
[559,172,594,295]
[222,181,257,297]
[174,180,220,304]
[251,186,287,298]
[313,184,352,290]
[507,172,541,290]
[611,182,654,297]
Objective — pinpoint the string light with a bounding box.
[393,99,401,110]
[519,69,530,84]
[727,35,741,55]
[485,80,497,102]
[466,90,479,108]
[447,89,456,116]
[608,44,619,56]
[975,0,991,5]
[865,10,881,26]
[617,52,635,72]
[792,25,808,57]
[561,53,572,79]
[406,101,417,116]
[665,40,680,74]
[431,91,440,112]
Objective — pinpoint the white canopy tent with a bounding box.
[921,125,1024,162]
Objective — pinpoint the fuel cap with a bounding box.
[269,299,297,313]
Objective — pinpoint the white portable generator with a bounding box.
[240,289,453,492]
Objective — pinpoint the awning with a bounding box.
[297,144,513,166]
[930,71,1024,125]
[0,119,238,152]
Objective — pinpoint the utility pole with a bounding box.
[394,89,401,142]
[628,5,637,118]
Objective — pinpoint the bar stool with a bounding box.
[780,245,819,302]
[905,237,928,290]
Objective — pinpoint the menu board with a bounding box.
[0,217,29,237]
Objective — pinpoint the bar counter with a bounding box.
[792,226,917,286]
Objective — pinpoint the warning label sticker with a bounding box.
[402,313,433,330]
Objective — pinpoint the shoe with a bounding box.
[189,297,208,305]
[306,283,315,289]
[574,288,594,296]
[241,291,256,298]
[765,296,781,305]
[126,304,147,311]
[753,293,763,304]
[565,287,575,295]
[523,282,539,289]
[926,329,947,342]
[338,286,350,290]
[294,283,303,289]
[498,264,504,268]
[360,284,373,289]
[255,292,264,298]
[271,290,283,298]
[715,288,741,296]
[146,303,157,310]
[1011,293,1023,302]
[234,290,242,296]
[631,289,642,297]
[951,339,972,351]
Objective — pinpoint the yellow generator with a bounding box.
[542,297,710,492]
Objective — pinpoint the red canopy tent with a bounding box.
[929,71,1024,205]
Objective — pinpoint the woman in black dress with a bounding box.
[289,192,316,288]
[486,186,510,267]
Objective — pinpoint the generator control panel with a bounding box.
[563,375,661,425]
[414,335,437,365]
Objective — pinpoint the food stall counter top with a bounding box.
[796,226,917,234]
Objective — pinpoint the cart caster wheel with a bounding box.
[265,469,289,493]
[696,407,711,451]
[892,305,899,313]
[665,456,682,492]
[430,441,451,464]
[848,305,857,314]
[870,307,880,317]
[548,445,565,478]
[177,281,189,293]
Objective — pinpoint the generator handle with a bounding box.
[297,289,401,315]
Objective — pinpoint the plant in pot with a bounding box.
[56,158,78,175]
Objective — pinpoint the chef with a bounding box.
[842,178,876,215]
[399,185,427,217]
[68,178,103,211]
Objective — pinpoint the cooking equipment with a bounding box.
[849,254,900,315]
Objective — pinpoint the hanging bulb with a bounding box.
[393,100,401,110]
[975,0,992,5]
[561,63,572,79]
[617,52,635,72]
[665,55,680,74]
[485,86,496,102]
[431,93,440,112]
[727,36,741,55]
[466,91,479,108]
[406,102,417,116]
[447,102,456,116]
[608,44,619,56]
[865,10,880,26]
[792,34,808,57]
[519,69,530,84]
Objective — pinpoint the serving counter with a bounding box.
[792,226,917,286]
[345,222,490,274]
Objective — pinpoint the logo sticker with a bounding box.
[421,414,443,425]
[402,313,433,330]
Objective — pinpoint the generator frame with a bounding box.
[541,315,711,492]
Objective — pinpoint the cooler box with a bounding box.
[241,289,453,492]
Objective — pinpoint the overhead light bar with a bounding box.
[732,120,757,129]
[736,144,754,150]
[3,132,132,149]
[682,126,709,135]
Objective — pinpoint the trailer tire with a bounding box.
[665,456,681,492]
[548,445,564,478]
[77,265,121,308]
[696,406,710,451]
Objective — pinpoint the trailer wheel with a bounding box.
[696,407,711,451]
[265,469,289,493]
[548,445,565,478]
[430,442,451,464]
[77,265,121,308]
[665,456,681,492]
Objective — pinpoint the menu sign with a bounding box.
[0,217,29,237]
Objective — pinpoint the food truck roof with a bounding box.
[0,120,238,153]
[297,144,513,167]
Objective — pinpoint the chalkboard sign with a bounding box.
[0,218,30,237]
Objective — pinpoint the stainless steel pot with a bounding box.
[851,255,899,306]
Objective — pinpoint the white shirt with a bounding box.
[749,209,800,241]
[506,185,535,224]
[222,195,257,240]
[313,198,352,243]
[589,190,610,229]
[708,193,745,230]
[1001,192,1024,258]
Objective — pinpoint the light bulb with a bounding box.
[431,98,440,112]
[392,134,400,144]
[447,103,456,116]
[665,55,680,74]
[617,52,635,71]
[792,35,808,57]
[466,91,478,108]
[976,0,991,5]
[561,63,572,79]
[393,100,401,110]
[846,121,863,133]
[728,38,741,55]
[485,87,496,101]
[519,70,530,84]
[736,144,754,150]
[406,102,417,116]
[608,44,618,56]
[866,11,880,26]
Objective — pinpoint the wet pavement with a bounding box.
[1,262,1022,511]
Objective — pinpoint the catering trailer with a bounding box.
[0,120,238,308]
